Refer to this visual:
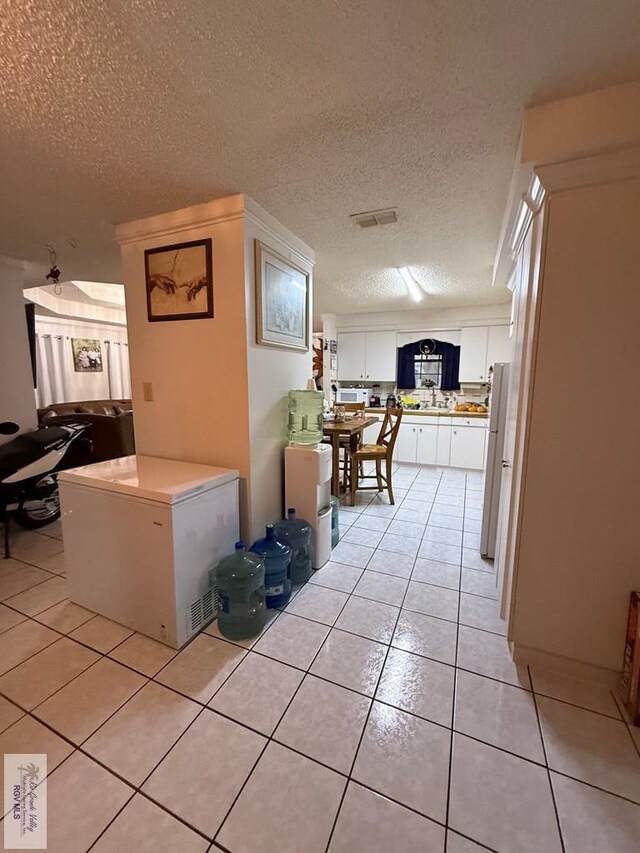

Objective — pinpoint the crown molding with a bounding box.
[244,197,314,268]
[535,144,640,194]
[115,193,246,245]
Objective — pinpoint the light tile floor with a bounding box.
[0,466,639,852]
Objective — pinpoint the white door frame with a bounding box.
[494,181,546,632]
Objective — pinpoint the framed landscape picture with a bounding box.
[255,240,309,351]
[71,338,103,372]
[144,238,213,322]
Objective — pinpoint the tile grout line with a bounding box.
[611,688,640,760]
[211,583,357,848]
[528,663,567,853]
[442,471,466,852]
[323,476,432,852]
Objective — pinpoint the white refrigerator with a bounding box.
[59,455,239,648]
[481,363,510,559]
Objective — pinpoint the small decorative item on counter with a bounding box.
[330,495,340,548]
[621,590,640,725]
[385,394,397,408]
[334,404,346,422]
[214,542,266,640]
[250,524,292,608]
[274,508,312,584]
[288,384,324,445]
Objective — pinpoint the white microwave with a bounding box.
[336,388,369,405]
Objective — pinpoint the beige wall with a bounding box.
[244,201,313,541]
[117,195,314,543]
[511,179,640,671]
[0,255,37,440]
[118,197,253,534]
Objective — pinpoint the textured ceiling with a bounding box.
[1,1,640,315]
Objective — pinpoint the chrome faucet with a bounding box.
[431,388,437,407]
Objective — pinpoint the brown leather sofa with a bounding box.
[37,400,135,464]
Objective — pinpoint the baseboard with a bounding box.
[511,643,619,688]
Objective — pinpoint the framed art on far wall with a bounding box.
[144,238,213,322]
[255,240,309,351]
[71,338,103,372]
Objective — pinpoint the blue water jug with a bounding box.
[215,542,266,640]
[250,524,292,608]
[274,508,312,585]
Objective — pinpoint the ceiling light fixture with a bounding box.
[397,267,423,302]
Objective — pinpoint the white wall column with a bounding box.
[508,82,640,675]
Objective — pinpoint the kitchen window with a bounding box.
[414,353,443,389]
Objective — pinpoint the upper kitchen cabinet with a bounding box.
[458,327,488,382]
[338,330,397,381]
[485,325,512,375]
[459,324,511,382]
[337,332,366,380]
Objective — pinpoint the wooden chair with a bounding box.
[347,408,403,506]
[339,403,367,480]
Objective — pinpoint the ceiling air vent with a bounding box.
[350,208,398,228]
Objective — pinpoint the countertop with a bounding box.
[365,407,489,419]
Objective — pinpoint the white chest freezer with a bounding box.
[59,455,239,648]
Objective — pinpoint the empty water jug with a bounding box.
[288,388,324,445]
[275,508,312,585]
[214,542,266,640]
[250,524,292,608]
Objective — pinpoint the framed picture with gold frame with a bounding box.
[255,240,309,351]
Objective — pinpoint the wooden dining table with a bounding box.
[322,415,379,496]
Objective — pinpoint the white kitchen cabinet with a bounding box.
[485,324,512,374]
[338,332,366,380]
[459,327,489,383]
[415,424,438,465]
[395,418,438,465]
[365,331,397,381]
[450,425,486,469]
[395,423,418,463]
[436,424,452,466]
[338,331,397,381]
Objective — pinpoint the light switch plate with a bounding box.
[143,382,153,402]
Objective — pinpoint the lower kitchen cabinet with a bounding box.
[450,424,486,469]
[362,414,487,470]
[436,425,451,466]
[416,424,437,464]
[395,423,419,463]
[395,421,437,465]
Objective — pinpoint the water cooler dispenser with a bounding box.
[284,444,332,569]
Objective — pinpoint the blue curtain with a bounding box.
[396,338,461,391]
